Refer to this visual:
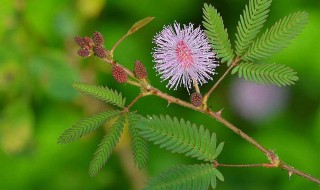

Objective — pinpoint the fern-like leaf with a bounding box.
[128,113,149,169]
[144,164,223,190]
[89,115,126,176]
[242,11,309,61]
[235,0,272,56]
[57,110,120,144]
[138,115,224,162]
[203,3,234,65]
[232,62,299,86]
[73,82,126,108]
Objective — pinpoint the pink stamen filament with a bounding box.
[176,41,194,68]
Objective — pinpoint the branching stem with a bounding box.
[102,47,320,185]
[125,92,153,111]
[148,87,320,184]
[125,94,143,112]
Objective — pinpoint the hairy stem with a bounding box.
[281,164,320,184]
[148,86,269,154]
[208,110,270,154]
[214,161,276,168]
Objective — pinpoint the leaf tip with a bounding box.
[128,16,155,35]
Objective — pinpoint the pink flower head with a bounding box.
[152,22,218,91]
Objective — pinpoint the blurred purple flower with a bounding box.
[229,79,289,123]
[152,22,217,91]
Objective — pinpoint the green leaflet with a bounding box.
[232,62,299,86]
[128,17,155,35]
[144,164,224,190]
[57,110,120,144]
[89,115,126,176]
[128,113,149,169]
[242,11,309,61]
[235,0,272,56]
[203,3,234,65]
[138,115,224,162]
[73,82,126,108]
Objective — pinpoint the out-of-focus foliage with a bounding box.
[0,0,319,190]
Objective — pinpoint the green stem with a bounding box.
[110,32,131,57]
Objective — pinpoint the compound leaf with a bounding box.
[242,11,309,61]
[57,110,120,144]
[144,164,223,190]
[128,113,149,169]
[232,62,299,86]
[73,82,126,108]
[89,115,126,176]
[203,3,234,64]
[235,0,272,56]
[138,115,223,162]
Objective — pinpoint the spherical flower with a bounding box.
[152,22,218,91]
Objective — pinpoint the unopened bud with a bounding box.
[78,49,91,57]
[134,60,147,79]
[93,31,104,46]
[83,36,94,49]
[190,92,202,107]
[93,46,107,58]
[112,65,128,83]
[74,36,85,47]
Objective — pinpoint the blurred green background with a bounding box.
[0,0,319,189]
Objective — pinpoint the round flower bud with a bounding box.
[134,60,147,79]
[112,65,128,83]
[74,36,85,47]
[78,49,91,57]
[93,31,104,46]
[93,46,107,58]
[190,92,202,107]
